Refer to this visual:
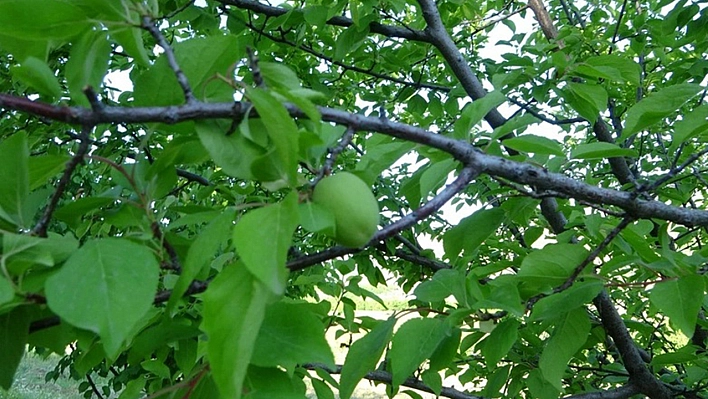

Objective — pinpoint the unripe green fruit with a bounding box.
[312,172,380,248]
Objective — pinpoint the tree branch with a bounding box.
[32,124,92,237]
[216,0,431,42]
[593,291,673,399]
[415,0,507,129]
[303,363,481,399]
[1,96,707,227]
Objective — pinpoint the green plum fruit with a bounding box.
[312,172,380,248]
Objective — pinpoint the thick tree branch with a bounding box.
[415,0,507,129]
[216,0,431,42]
[562,384,640,399]
[593,291,673,399]
[3,96,708,227]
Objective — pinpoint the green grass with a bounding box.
[0,352,85,399]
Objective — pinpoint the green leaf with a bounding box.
[585,55,641,85]
[299,201,336,236]
[246,88,300,185]
[479,318,520,368]
[671,104,708,151]
[0,307,30,390]
[491,113,539,140]
[252,302,335,372]
[196,119,266,180]
[570,142,637,160]
[0,276,13,305]
[419,158,456,200]
[260,62,301,91]
[531,279,604,321]
[134,35,243,105]
[389,318,448,387]
[108,26,150,68]
[311,378,335,399]
[0,0,88,40]
[334,26,369,60]
[651,345,698,366]
[233,192,299,295]
[563,82,608,123]
[650,275,706,337]
[527,368,560,399]
[453,91,506,139]
[3,232,78,274]
[66,29,111,105]
[502,135,564,156]
[517,244,589,289]
[202,266,270,399]
[428,327,461,371]
[45,238,160,358]
[443,208,505,259]
[54,197,115,228]
[167,208,237,312]
[414,268,467,305]
[0,133,29,227]
[622,83,703,139]
[339,317,396,399]
[243,366,307,399]
[539,308,590,389]
[10,57,62,100]
[28,154,70,190]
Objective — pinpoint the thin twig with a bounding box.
[32,124,92,237]
[141,16,196,104]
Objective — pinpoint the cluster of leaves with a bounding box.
[1,0,708,399]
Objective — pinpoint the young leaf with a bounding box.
[339,317,396,399]
[389,318,448,387]
[202,266,270,399]
[538,308,591,389]
[233,192,299,295]
[45,238,160,359]
[622,83,703,139]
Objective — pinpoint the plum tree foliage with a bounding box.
[1,0,708,398]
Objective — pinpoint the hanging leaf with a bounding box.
[45,238,160,358]
[339,317,396,399]
[233,192,299,295]
[202,266,271,399]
